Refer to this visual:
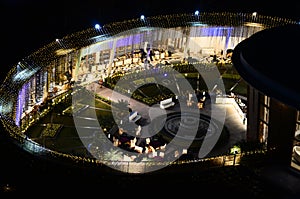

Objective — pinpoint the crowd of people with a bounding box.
[110,126,167,161]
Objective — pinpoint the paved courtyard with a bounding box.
[88,82,247,157]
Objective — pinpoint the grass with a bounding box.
[24,62,248,159]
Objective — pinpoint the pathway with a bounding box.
[87,82,247,155]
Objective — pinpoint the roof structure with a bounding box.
[232,23,300,109]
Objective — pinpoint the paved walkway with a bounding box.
[87,82,247,155]
[90,84,300,195]
[91,83,152,121]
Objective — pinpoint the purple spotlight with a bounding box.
[164,73,168,77]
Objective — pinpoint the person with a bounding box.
[98,79,103,88]
[130,137,143,153]
[142,137,156,157]
[144,144,156,154]
[113,128,130,147]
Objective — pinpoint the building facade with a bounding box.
[232,23,300,172]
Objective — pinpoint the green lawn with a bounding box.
[25,96,115,156]
[24,62,247,158]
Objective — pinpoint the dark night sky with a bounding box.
[0,0,299,82]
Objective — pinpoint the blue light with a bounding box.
[95,24,101,29]
[164,73,167,77]
[195,10,199,16]
[140,15,145,20]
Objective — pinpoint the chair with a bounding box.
[129,111,141,122]
[159,98,175,109]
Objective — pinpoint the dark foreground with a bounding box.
[0,132,299,198]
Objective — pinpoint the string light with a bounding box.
[0,12,297,166]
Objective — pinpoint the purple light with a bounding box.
[108,34,143,49]
[15,82,28,126]
[194,27,233,37]
[225,29,231,51]
[164,73,168,77]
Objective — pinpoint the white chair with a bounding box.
[129,111,141,122]
[159,98,175,109]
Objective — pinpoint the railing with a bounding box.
[9,133,268,174]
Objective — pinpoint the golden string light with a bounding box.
[0,12,297,168]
